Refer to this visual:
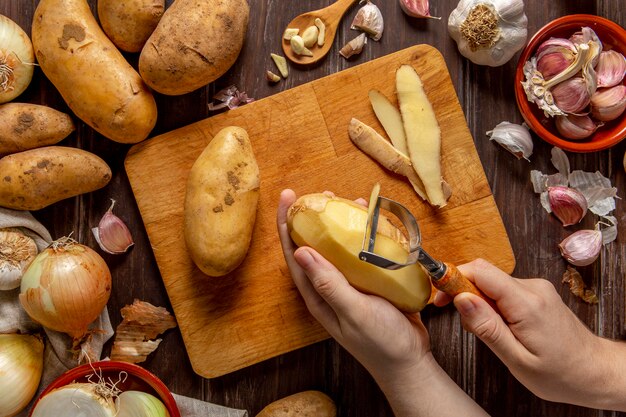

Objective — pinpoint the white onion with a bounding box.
[31,383,117,417]
[0,14,35,103]
[19,237,112,339]
[0,334,44,417]
[116,391,170,417]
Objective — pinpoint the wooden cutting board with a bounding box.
[125,44,515,378]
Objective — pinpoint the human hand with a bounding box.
[434,259,625,410]
[276,189,432,382]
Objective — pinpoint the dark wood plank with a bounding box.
[0,1,623,416]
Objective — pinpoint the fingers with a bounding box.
[457,259,519,302]
[433,290,452,307]
[454,293,527,365]
[294,247,364,323]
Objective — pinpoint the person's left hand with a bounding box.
[276,189,432,383]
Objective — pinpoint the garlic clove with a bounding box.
[551,77,591,114]
[536,38,577,60]
[0,228,38,291]
[92,199,134,255]
[486,121,533,160]
[595,50,626,88]
[537,50,575,81]
[339,33,367,59]
[590,85,626,122]
[301,25,319,48]
[351,0,384,41]
[555,114,599,140]
[399,0,437,18]
[547,186,588,226]
[558,229,602,266]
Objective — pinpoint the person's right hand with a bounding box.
[434,259,626,411]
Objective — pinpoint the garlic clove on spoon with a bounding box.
[92,199,134,255]
[0,228,38,291]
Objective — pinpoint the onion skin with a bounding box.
[0,334,44,417]
[19,239,112,339]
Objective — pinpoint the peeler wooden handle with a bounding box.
[432,262,497,310]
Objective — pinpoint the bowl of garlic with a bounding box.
[29,361,181,417]
[515,14,626,152]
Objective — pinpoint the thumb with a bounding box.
[454,293,525,364]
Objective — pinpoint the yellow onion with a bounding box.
[19,237,112,339]
[116,391,170,417]
[0,14,35,103]
[0,334,44,417]
[31,383,117,417]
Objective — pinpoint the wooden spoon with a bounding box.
[281,0,360,65]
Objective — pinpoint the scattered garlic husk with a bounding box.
[399,0,439,18]
[0,14,35,104]
[208,85,254,111]
[486,121,533,160]
[92,199,134,255]
[555,114,599,140]
[339,33,367,59]
[590,85,626,122]
[31,382,118,417]
[0,227,38,290]
[448,0,527,67]
[562,266,598,304]
[351,0,384,41]
[595,50,626,88]
[116,391,170,417]
[0,334,44,417]
[547,186,587,227]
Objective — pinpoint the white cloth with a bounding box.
[0,208,248,417]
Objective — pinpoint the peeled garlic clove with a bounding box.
[552,77,591,114]
[559,229,602,266]
[116,391,169,417]
[92,199,134,255]
[486,121,533,160]
[555,114,598,140]
[301,25,319,48]
[0,228,38,291]
[290,35,313,57]
[339,33,367,59]
[596,50,626,88]
[547,186,588,226]
[351,0,384,41]
[590,85,626,122]
[537,50,575,81]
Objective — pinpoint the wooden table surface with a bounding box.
[2,1,624,416]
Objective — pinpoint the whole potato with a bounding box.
[184,126,259,277]
[0,146,111,210]
[98,0,165,53]
[0,103,75,156]
[255,391,336,417]
[31,0,157,143]
[139,0,250,95]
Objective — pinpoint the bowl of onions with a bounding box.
[514,14,626,152]
[29,361,181,417]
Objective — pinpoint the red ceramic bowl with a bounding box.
[29,361,181,417]
[514,14,626,152]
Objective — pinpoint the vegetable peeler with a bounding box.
[359,183,490,302]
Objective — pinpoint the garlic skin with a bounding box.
[486,121,533,160]
[590,85,626,122]
[448,0,528,67]
[339,33,367,59]
[351,0,384,41]
[0,228,38,291]
[555,114,599,140]
[0,334,44,417]
[547,186,588,226]
[595,50,626,88]
[559,229,602,266]
[92,199,134,255]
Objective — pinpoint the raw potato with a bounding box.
[368,89,409,155]
[348,118,427,200]
[98,0,165,53]
[0,146,112,211]
[31,0,157,143]
[287,193,431,313]
[396,65,446,207]
[256,391,336,417]
[139,0,250,95]
[184,126,259,277]
[0,103,75,155]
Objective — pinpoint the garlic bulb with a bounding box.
[0,227,38,290]
[448,0,528,67]
[0,333,44,417]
